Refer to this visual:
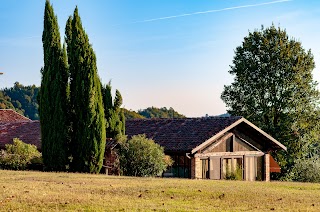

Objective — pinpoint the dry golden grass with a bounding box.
[0,170,320,211]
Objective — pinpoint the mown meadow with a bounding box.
[1,170,320,211]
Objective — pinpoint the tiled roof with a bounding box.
[0,109,31,123]
[125,117,243,152]
[0,121,41,150]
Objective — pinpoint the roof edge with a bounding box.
[242,118,287,151]
[191,117,245,154]
[191,117,287,154]
[0,109,32,122]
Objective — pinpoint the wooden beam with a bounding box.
[237,134,263,152]
[191,118,245,154]
[233,129,263,150]
[195,151,264,158]
[241,119,287,151]
[202,132,234,153]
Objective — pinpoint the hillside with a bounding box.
[119,107,186,120]
[1,83,186,121]
[1,82,39,120]
[138,107,186,119]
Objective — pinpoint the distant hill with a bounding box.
[138,107,185,119]
[1,83,186,121]
[122,108,145,120]
[123,107,186,120]
[216,113,230,117]
[1,82,39,120]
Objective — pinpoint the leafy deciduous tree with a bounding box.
[221,25,320,175]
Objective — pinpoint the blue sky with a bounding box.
[1,0,320,117]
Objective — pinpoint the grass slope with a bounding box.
[0,170,319,211]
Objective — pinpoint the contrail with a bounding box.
[130,0,292,24]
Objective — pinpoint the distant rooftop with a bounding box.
[0,121,41,150]
[126,116,243,152]
[0,109,31,123]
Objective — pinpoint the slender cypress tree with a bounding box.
[101,82,125,139]
[40,0,69,171]
[66,7,106,173]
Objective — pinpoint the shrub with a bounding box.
[224,165,243,180]
[117,134,172,177]
[285,156,320,183]
[0,138,42,170]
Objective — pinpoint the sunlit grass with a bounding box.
[0,170,319,211]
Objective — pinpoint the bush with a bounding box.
[285,156,320,183]
[117,134,172,177]
[0,138,42,170]
[224,165,243,180]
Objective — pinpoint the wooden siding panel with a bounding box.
[233,137,255,151]
[209,157,221,180]
[212,139,227,152]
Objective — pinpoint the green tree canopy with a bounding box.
[0,91,15,110]
[2,82,39,119]
[122,108,145,120]
[221,25,320,174]
[138,107,185,119]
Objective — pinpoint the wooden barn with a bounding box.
[125,117,286,181]
[0,110,286,181]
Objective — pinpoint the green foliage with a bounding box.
[122,108,145,120]
[66,7,106,173]
[0,138,42,170]
[122,107,185,120]
[286,156,320,183]
[40,0,69,171]
[0,91,15,110]
[102,81,125,139]
[138,107,186,119]
[117,134,171,177]
[221,24,320,175]
[224,165,243,181]
[1,82,39,119]
[283,123,320,182]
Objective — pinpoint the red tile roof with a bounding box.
[0,121,41,150]
[0,109,31,123]
[0,115,285,153]
[125,117,243,152]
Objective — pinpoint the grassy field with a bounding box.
[0,170,319,211]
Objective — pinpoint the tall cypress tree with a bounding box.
[101,82,125,139]
[40,0,69,171]
[66,7,106,173]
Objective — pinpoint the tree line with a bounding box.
[0,83,185,121]
[0,82,39,120]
